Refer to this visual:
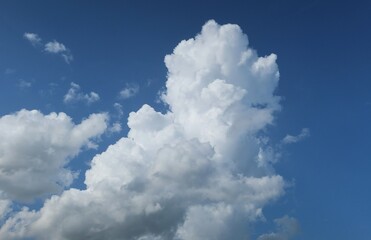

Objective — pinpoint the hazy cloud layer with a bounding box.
[64,82,100,105]
[2,20,286,239]
[0,110,108,202]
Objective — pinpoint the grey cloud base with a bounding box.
[1,20,288,239]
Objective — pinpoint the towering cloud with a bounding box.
[1,20,286,239]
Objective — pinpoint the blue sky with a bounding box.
[0,1,370,239]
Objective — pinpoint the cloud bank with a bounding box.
[3,20,287,239]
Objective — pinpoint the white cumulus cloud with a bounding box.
[0,110,108,202]
[64,82,100,105]
[0,20,288,239]
[23,32,42,46]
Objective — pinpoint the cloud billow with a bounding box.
[0,110,108,202]
[1,20,287,239]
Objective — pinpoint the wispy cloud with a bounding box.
[63,82,100,104]
[113,102,124,118]
[23,32,42,46]
[282,128,310,144]
[18,80,32,89]
[119,84,139,99]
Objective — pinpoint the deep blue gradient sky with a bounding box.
[1,1,371,239]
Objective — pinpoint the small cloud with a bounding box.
[119,84,139,99]
[258,215,300,240]
[18,80,32,89]
[44,40,73,63]
[282,128,310,144]
[45,40,66,53]
[23,32,42,46]
[108,122,122,134]
[63,82,100,105]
